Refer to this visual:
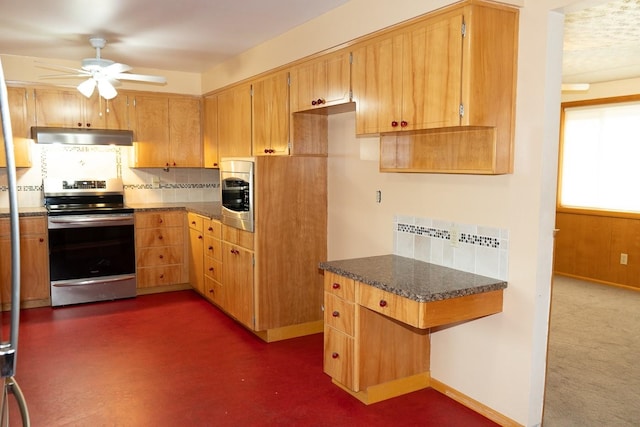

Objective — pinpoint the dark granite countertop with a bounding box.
[0,202,222,220]
[0,207,47,218]
[319,255,507,303]
[126,202,222,220]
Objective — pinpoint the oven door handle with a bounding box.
[52,274,136,287]
[48,215,134,227]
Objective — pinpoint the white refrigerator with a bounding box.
[0,58,31,426]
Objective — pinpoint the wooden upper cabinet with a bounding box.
[129,93,202,168]
[169,96,202,167]
[203,94,219,168]
[290,48,351,112]
[0,86,32,168]
[217,82,252,159]
[34,87,129,130]
[352,12,464,134]
[129,93,170,168]
[252,70,290,156]
[354,1,518,174]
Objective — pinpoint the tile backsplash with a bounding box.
[0,143,220,208]
[394,215,509,280]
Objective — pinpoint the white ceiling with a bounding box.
[0,0,349,74]
[0,0,638,85]
[563,0,640,84]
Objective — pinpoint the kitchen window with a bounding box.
[558,95,640,216]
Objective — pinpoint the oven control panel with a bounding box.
[62,180,107,190]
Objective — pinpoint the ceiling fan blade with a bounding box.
[113,73,166,84]
[104,62,133,74]
[39,73,91,79]
[35,61,87,74]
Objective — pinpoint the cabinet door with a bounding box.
[222,241,254,328]
[290,50,351,112]
[129,94,170,167]
[188,227,205,295]
[402,13,463,130]
[0,219,49,307]
[252,70,289,156]
[34,88,85,128]
[85,92,130,130]
[217,83,252,158]
[203,94,219,168]
[0,87,32,168]
[352,32,404,135]
[169,97,202,167]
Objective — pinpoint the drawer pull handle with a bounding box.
[331,352,339,359]
[332,283,340,290]
[332,311,340,317]
[379,300,388,308]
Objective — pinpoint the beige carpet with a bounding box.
[543,275,640,426]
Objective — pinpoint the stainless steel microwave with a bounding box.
[220,158,255,232]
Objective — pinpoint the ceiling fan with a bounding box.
[39,37,166,100]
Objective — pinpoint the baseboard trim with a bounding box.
[430,378,521,427]
[253,319,324,343]
[554,272,640,293]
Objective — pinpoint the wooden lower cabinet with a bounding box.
[135,210,188,292]
[187,213,205,295]
[0,216,50,309]
[221,226,255,329]
[203,219,223,305]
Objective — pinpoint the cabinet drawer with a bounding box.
[204,235,222,261]
[135,227,183,248]
[357,284,421,328]
[324,292,355,336]
[135,211,184,228]
[136,245,183,267]
[204,257,222,283]
[222,224,254,250]
[0,217,47,237]
[205,219,221,239]
[187,212,204,232]
[137,265,182,287]
[204,275,224,306]
[323,326,355,391]
[323,271,355,301]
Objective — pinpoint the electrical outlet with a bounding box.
[620,253,628,265]
[450,226,459,247]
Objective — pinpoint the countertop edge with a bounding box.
[320,256,507,303]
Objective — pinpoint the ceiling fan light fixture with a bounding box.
[97,79,117,100]
[77,78,96,98]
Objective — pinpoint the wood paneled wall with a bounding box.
[554,212,640,289]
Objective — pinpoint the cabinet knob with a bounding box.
[77,122,82,127]
[332,311,340,317]
[191,221,196,225]
[317,98,325,105]
[332,283,340,290]
[208,246,213,250]
[209,267,214,272]
[311,99,317,105]
[39,238,44,243]
[173,162,177,166]
[198,235,203,240]
[159,255,164,259]
[331,352,339,359]
[391,121,398,127]
[379,300,388,308]
[400,120,408,127]
[208,227,213,232]
[86,123,91,127]
[213,163,218,167]
[159,274,164,279]
[158,235,163,240]
[159,219,164,224]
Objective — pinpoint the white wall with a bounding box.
[200,1,576,425]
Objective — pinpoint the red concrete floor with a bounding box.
[2,290,499,426]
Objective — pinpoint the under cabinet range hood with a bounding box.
[31,127,134,146]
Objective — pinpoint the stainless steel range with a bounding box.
[44,178,136,307]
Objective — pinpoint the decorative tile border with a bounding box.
[125,183,219,190]
[394,215,509,280]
